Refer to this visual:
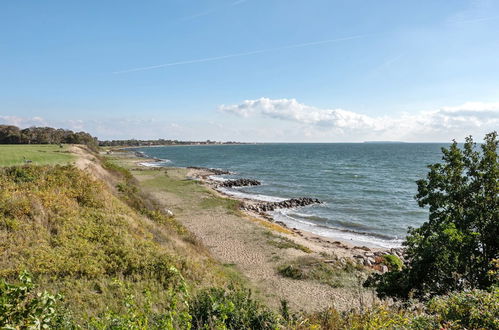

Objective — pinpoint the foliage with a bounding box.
[278,265,304,280]
[298,305,423,330]
[0,124,98,150]
[265,232,312,253]
[102,158,134,181]
[0,271,70,329]
[104,159,187,234]
[277,257,363,288]
[87,269,192,330]
[426,288,499,330]
[382,254,403,271]
[189,286,280,329]
[0,164,193,321]
[368,132,499,299]
[299,289,499,329]
[2,274,498,329]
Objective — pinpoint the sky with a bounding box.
[1,0,498,142]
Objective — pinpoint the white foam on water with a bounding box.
[208,175,229,182]
[138,159,171,167]
[217,187,287,202]
[270,209,403,249]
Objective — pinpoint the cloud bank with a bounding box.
[219,98,499,142]
[2,100,497,142]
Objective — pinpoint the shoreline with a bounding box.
[189,167,403,254]
[129,146,404,250]
[107,148,406,311]
[129,153,405,262]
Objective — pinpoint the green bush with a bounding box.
[382,254,403,271]
[277,265,304,280]
[277,257,362,288]
[0,271,70,329]
[189,286,280,329]
[426,288,499,329]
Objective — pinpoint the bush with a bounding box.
[189,286,280,329]
[0,272,69,329]
[277,265,304,280]
[382,254,403,271]
[277,257,362,288]
[368,132,499,300]
[426,288,499,329]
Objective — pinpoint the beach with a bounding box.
[105,149,406,312]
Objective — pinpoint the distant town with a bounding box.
[98,139,244,147]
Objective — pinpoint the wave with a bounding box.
[217,187,287,202]
[270,209,403,248]
[208,175,229,182]
[217,185,403,248]
[138,159,171,167]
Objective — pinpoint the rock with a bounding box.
[367,257,376,264]
[381,265,389,273]
[364,252,375,257]
[242,197,322,213]
[164,209,174,217]
[323,260,336,264]
[219,178,261,188]
[364,258,373,267]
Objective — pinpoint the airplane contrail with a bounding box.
[113,34,368,74]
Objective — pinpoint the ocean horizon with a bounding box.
[135,143,450,248]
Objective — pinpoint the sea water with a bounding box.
[134,143,448,248]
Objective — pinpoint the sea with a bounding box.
[134,143,449,248]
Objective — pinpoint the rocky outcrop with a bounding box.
[219,178,261,188]
[352,247,406,273]
[242,197,321,213]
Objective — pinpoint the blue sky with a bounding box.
[1,0,498,141]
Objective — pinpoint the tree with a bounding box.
[367,132,498,300]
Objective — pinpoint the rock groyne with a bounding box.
[243,197,321,213]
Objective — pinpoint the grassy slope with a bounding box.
[109,155,376,313]
[0,151,236,323]
[1,147,497,329]
[0,144,75,166]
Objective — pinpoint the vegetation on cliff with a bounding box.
[367,132,498,301]
[0,132,498,328]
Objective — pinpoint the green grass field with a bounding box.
[0,145,75,166]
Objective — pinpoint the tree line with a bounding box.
[0,125,98,149]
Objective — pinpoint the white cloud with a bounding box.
[0,115,48,127]
[2,100,498,142]
[220,98,499,141]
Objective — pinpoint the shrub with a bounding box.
[189,286,280,329]
[382,254,403,271]
[0,271,70,329]
[426,288,499,329]
[277,257,362,288]
[278,265,304,280]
